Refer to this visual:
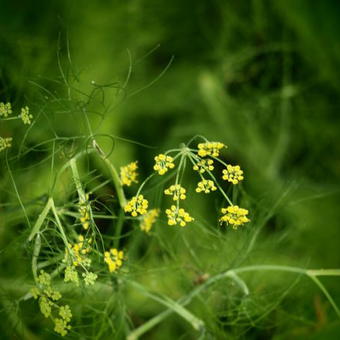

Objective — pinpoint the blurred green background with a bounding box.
[1,0,340,339]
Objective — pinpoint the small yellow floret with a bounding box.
[20,106,33,125]
[124,195,148,216]
[219,205,250,229]
[193,158,214,173]
[222,165,244,184]
[164,184,186,201]
[165,205,194,227]
[54,317,71,336]
[67,235,92,267]
[195,179,217,194]
[0,102,12,117]
[197,142,225,157]
[120,161,139,186]
[153,154,175,175]
[78,196,91,230]
[104,248,124,272]
[0,136,12,152]
[140,209,159,233]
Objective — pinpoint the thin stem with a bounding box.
[99,154,127,208]
[127,264,340,339]
[70,158,86,201]
[28,197,53,241]
[114,209,125,249]
[32,234,41,282]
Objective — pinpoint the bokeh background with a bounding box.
[1,1,340,339]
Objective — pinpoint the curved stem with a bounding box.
[127,264,340,339]
[99,154,127,208]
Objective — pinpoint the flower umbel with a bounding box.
[193,158,214,173]
[120,161,139,186]
[31,270,71,336]
[124,195,148,216]
[0,102,12,117]
[54,317,71,337]
[140,209,159,233]
[222,165,244,184]
[219,205,250,229]
[197,142,225,157]
[196,179,217,194]
[0,137,12,152]
[165,205,194,227]
[82,272,98,286]
[104,248,124,272]
[64,265,79,286]
[20,106,33,125]
[78,196,91,230]
[67,235,92,267]
[164,184,187,201]
[154,154,175,175]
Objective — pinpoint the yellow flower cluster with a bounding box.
[30,271,72,336]
[166,205,194,227]
[82,272,98,286]
[64,235,97,286]
[78,196,91,230]
[154,154,175,175]
[196,179,217,194]
[20,106,33,125]
[0,136,12,152]
[140,209,159,233]
[222,165,244,184]
[219,205,250,229]
[69,235,92,267]
[193,158,214,173]
[164,184,187,201]
[124,195,148,216]
[120,161,139,186]
[198,142,224,157]
[104,248,124,272]
[0,102,12,117]
[54,305,72,336]
[64,265,80,286]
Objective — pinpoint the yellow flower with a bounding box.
[59,305,72,323]
[197,142,225,157]
[0,136,12,152]
[219,205,250,229]
[165,205,194,227]
[82,272,98,286]
[104,248,124,272]
[195,179,217,194]
[0,102,12,117]
[54,317,71,336]
[39,296,52,318]
[120,161,138,186]
[193,158,214,173]
[78,196,91,230]
[153,154,175,175]
[140,209,159,233]
[222,165,244,184]
[68,235,92,267]
[20,106,33,125]
[124,195,148,216]
[64,266,79,286]
[164,184,186,201]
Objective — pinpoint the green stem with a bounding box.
[28,197,53,241]
[100,155,127,209]
[127,264,340,339]
[32,234,41,282]
[50,198,70,249]
[114,209,125,249]
[70,158,86,201]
